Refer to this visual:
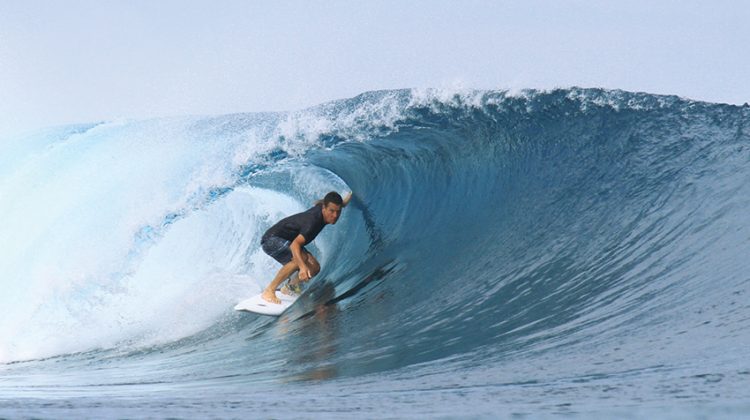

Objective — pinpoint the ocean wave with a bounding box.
[2,89,749,407]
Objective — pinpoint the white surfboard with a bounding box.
[234,292,299,316]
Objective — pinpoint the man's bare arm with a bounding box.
[290,234,311,280]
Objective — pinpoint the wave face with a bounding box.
[1,89,750,417]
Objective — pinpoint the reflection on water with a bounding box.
[284,282,340,381]
[280,262,397,382]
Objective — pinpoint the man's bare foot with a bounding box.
[261,289,281,304]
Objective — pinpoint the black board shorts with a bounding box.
[261,236,307,265]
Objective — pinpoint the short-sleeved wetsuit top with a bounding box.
[262,204,326,245]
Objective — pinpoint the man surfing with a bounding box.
[260,191,352,304]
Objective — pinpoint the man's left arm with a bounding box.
[343,192,352,207]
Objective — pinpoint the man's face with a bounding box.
[322,202,342,224]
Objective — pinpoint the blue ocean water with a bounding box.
[1,88,749,418]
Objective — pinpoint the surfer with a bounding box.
[260,191,352,304]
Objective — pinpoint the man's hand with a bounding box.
[343,192,353,207]
[299,265,312,281]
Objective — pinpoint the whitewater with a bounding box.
[1,88,749,418]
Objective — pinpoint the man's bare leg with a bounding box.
[262,261,298,304]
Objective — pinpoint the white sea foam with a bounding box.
[0,115,307,362]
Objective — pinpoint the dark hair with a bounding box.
[323,191,343,207]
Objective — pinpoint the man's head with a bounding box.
[321,191,343,224]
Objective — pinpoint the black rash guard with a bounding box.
[262,204,326,245]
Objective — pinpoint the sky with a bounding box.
[1,0,749,134]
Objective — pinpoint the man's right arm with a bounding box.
[290,234,311,280]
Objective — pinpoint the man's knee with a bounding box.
[310,260,320,276]
[306,254,321,276]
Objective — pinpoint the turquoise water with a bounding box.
[1,88,749,418]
